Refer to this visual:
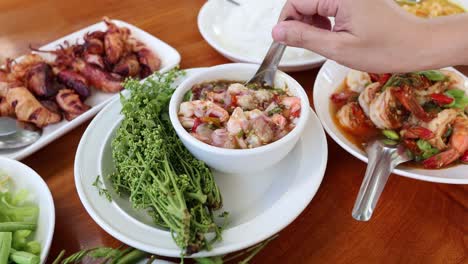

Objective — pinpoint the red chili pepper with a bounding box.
[291,110,300,118]
[403,140,422,155]
[403,126,435,140]
[230,95,238,107]
[369,73,391,84]
[191,118,202,133]
[430,93,454,106]
[461,150,468,164]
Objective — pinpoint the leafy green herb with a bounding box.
[417,70,446,81]
[92,176,111,202]
[183,90,193,102]
[382,130,400,140]
[267,107,282,116]
[110,69,224,255]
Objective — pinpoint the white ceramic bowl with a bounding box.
[313,60,468,184]
[197,1,326,72]
[169,63,310,173]
[0,157,55,262]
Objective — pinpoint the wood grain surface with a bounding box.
[0,0,467,263]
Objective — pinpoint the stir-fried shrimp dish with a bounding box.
[178,81,301,149]
[331,69,468,169]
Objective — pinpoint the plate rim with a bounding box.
[313,60,468,184]
[74,68,328,257]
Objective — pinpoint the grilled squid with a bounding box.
[25,62,60,98]
[103,17,129,64]
[72,59,122,93]
[6,86,61,127]
[56,70,90,98]
[113,54,140,77]
[56,89,90,120]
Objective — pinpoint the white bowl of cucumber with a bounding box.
[0,157,55,263]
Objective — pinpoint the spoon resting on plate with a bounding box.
[0,117,42,150]
[352,140,413,221]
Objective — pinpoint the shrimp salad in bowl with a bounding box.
[179,81,301,149]
[331,69,468,169]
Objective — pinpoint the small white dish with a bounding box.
[0,19,181,161]
[313,60,468,184]
[75,68,328,258]
[169,63,310,173]
[197,0,326,72]
[0,157,55,263]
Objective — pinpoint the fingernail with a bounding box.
[273,25,286,42]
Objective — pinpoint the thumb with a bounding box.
[272,20,344,59]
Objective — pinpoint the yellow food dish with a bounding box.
[397,0,466,18]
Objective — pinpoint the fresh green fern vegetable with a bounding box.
[108,69,224,255]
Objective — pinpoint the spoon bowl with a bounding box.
[0,117,42,150]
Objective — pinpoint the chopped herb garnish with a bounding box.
[267,107,283,116]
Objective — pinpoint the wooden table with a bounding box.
[0,0,467,263]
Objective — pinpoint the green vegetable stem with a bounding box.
[0,232,12,264]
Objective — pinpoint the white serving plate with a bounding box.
[313,60,468,184]
[75,68,328,258]
[0,19,181,160]
[0,157,55,263]
[197,0,326,72]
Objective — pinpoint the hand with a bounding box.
[272,0,468,73]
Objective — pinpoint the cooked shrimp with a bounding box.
[179,100,229,122]
[421,109,458,150]
[281,96,301,117]
[337,102,376,135]
[254,89,273,103]
[179,117,195,129]
[226,107,249,136]
[271,114,287,130]
[423,117,468,169]
[369,88,404,129]
[227,83,249,95]
[179,101,195,117]
[251,117,274,143]
[211,128,236,149]
[346,70,371,93]
[392,86,433,122]
[236,94,257,110]
[358,82,381,116]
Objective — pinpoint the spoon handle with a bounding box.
[352,142,407,221]
[248,42,286,86]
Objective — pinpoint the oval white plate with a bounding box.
[197,1,325,72]
[0,19,181,161]
[313,60,468,184]
[0,157,55,263]
[75,68,328,258]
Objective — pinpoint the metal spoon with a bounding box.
[352,140,413,221]
[245,42,286,87]
[0,117,41,149]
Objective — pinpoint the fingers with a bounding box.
[272,20,348,59]
[278,0,340,21]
